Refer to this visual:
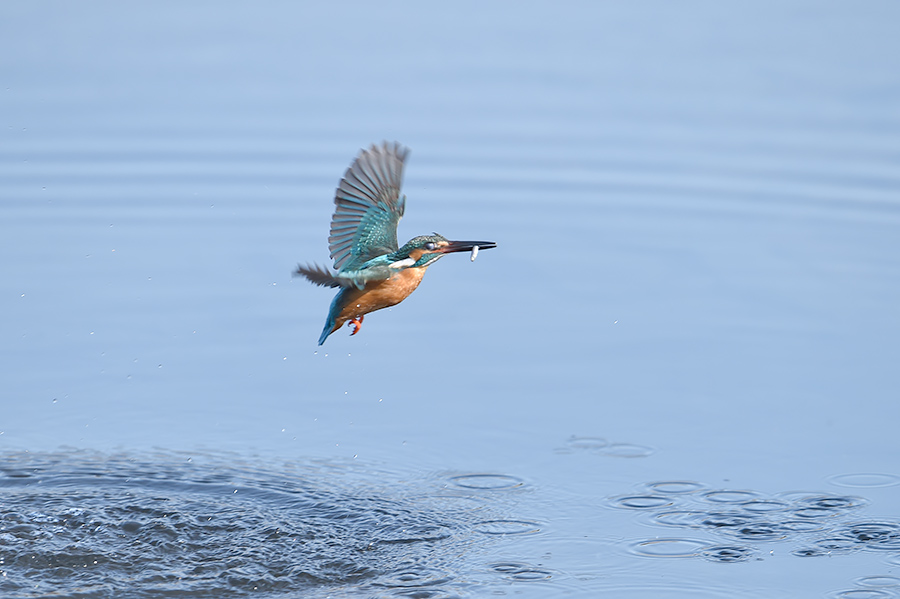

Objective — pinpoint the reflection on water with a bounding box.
[0,451,538,598]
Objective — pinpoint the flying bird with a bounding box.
[295,142,496,345]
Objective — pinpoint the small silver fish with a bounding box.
[470,245,479,262]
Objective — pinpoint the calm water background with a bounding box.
[3,2,900,597]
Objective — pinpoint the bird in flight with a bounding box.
[295,142,496,345]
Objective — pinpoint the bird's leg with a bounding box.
[348,315,364,336]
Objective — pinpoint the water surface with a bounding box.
[2,2,900,597]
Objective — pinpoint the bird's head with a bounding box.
[392,234,497,268]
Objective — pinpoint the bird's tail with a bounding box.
[317,287,348,345]
[294,263,344,288]
[318,323,334,346]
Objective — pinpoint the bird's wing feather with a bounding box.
[328,142,409,272]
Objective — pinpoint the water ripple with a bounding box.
[0,451,530,598]
[556,437,654,458]
[701,490,762,504]
[488,562,553,581]
[599,443,656,458]
[628,538,710,558]
[474,519,542,536]
[447,474,524,490]
[609,495,675,510]
[564,436,609,450]
[835,521,900,551]
[855,575,900,588]
[644,480,707,495]
[701,545,757,563]
[610,479,900,565]
[830,591,893,599]
[829,473,900,488]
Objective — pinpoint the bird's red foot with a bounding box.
[348,315,364,336]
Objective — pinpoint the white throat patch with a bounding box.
[389,258,416,269]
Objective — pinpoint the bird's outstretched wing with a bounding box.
[328,141,409,272]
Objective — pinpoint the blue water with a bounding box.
[3,2,900,597]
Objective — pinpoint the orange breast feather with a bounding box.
[332,268,427,331]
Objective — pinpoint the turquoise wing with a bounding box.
[328,142,409,272]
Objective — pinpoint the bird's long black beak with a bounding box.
[439,240,497,253]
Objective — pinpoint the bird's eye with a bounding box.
[424,242,436,251]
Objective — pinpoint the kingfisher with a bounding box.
[295,142,496,345]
